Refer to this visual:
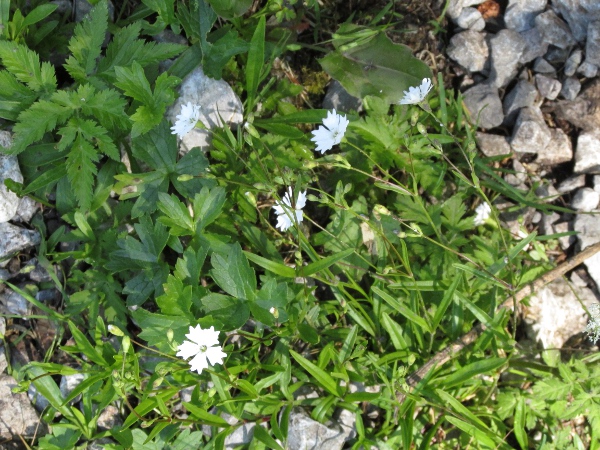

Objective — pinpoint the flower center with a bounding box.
[200,345,207,353]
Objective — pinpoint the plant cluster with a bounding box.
[0,0,598,448]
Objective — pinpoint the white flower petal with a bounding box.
[273,188,307,232]
[205,346,227,366]
[171,102,201,139]
[310,109,349,153]
[399,78,433,105]
[176,324,226,374]
[188,352,210,374]
[473,202,491,226]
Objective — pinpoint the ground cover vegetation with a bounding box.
[0,0,599,448]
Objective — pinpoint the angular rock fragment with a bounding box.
[552,0,600,42]
[510,107,551,154]
[476,132,512,157]
[534,10,576,49]
[0,132,23,223]
[564,49,582,76]
[557,174,585,193]
[536,128,573,165]
[504,0,546,32]
[555,79,600,131]
[462,83,504,129]
[0,223,41,268]
[519,27,549,63]
[447,30,489,72]
[488,29,526,87]
[503,80,538,126]
[560,77,581,100]
[574,131,600,173]
[535,74,562,100]
[578,60,598,78]
[0,375,46,438]
[571,188,600,211]
[456,7,485,31]
[288,408,348,450]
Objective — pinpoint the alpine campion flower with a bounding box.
[176,325,226,374]
[310,109,349,154]
[585,303,600,344]
[273,188,307,232]
[399,78,433,105]
[473,202,491,226]
[170,102,201,139]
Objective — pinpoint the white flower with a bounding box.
[273,188,307,232]
[399,78,433,105]
[585,303,600,344]
[473,202,491,226]
[170,102,201,139]
[176,325,226,374]
[310,109,349,154]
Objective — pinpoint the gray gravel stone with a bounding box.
[554,220,576,250]
[0,132,23,223]
[555,79,600,131]
[462,83,504,129]
[447,30,489,72]
[564,49,583,76]
[510,107,551,154]
[97,405,123,431]
[504,0,546,32]
[519,27,549,64]
[557,174,586,193]
[503,80,538,126]
[535,74,562,100]
[534,10,576,49]
[533,58,555,74]
[288,408,347,450]
[488,29,526,87]
[0,288,30,316]
[476,132,512,157]
[322,80,362,113]
[571,188,600,211]
[560,77,581,100]
[574,212,600,250]
[0,375,46,438]
[0,223,41,268]
[578,60,598,78]
[167,66,244,153]
[552,0,600,42]
[13,196,39,223]
[586,20,600,66]
[456,7,485,31]
[574,131,600,173]
[595,175,600,193]
[447,0,487,19]
[536,128,573,165]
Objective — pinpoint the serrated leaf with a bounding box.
[114,62,154,104]
[156,274,193,318]
[203,28,249,79]
[64,133,98,210]
[0,40,56,93]
[210,243,256,300]
[157,192,195,235]
[192,186,226,231]
[0,70,37,120]
[64,0,107,82]
[81,87,129,130]
[320,25,432,104]
[201,292,249,330]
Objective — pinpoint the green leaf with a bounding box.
[441,358,506,389]
[289,350,341,397]
[210,243,256,300]
[380,312,408,351]
[183,403,230,426]
[431,276,461,332]
[514,396,528,449]
[114,62,154,104]
[22,3,57,28]
[301,247,354,277]
[10,99,71,154]
[207,0,252,19]
[253,425,285,450]
[203,28,249,79]
[320,25,432,104]
[445,416,501,449]
[131,309,189,352]
[244,251,296,278]
[156,275,193,318]
[372,286,430,333]
[0,70,37,120]
[246,15,265,109]
[63,0,107,82]
[67,321,107,366]
[0,40,56,93]
[201,293,249,330]
[157,192,195,235]
[338,325,358,363]
[197,0,217,57]
[193,186,226,231]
